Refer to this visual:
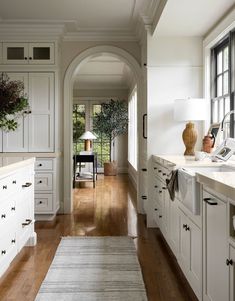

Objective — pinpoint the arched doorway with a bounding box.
[63,45,142,213]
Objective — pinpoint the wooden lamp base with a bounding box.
[84,139,91,151]
[182,122,197,156]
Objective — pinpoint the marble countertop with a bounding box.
[153,154,235,200]
[0,157,35,176]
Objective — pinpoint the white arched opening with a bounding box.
[63,45,142,213]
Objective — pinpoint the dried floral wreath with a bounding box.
[0,72,29,131]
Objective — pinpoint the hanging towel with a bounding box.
[166,170,178,201]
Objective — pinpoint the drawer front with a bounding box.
[35,173,53,191]
[0,174,19,199]
[0,231,16,263]
[35,194,53,212]
[35,159,53,171]
[0,198,16,229]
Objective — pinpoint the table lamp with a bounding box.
[79,131,97,151]
[174,98,208,156]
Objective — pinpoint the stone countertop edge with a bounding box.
[0,157,35,177]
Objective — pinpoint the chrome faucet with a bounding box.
[221,110,235,131]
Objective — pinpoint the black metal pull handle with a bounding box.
[162,187,167,190]
[1,214,6,218]
[154,167,157,170]
[158,170,162,173]
[203,197,218,205]
[162,173,166,176]
[183,224,187,229]
[185,226,190,231]
[12,180,16,184]
[11,207,15,211]
[143,113,147,139]
[3,185,7,189]
[11,239,16,244]
[154,185,158,188]
[22,182,32,188]
[1,250,6,255]
[159,190,162,194]
[141,168,147,171]
[38,163,42,167]
[154,208,158,211]
[159,215,162,218]
[22,219,32,227]
[141,196,147,200]
[226,259,233,266]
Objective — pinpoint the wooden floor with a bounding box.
[0,175,198,301]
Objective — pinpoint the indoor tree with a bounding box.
[93,99,128,175]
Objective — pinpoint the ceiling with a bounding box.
[73,54,134,90]
[155,0,235,36]
[0,0,158,38]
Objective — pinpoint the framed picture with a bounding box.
[213,138,235,161]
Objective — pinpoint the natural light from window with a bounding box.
[128,86,137,170]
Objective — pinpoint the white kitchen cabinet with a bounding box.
[178,208,202,299]
[2,72,55,152]
[0,158,36,278]
[2,42,54,65]
[203,189,229,301]
[169,198,179,256]
[34,158,59,220]
[229,244,235,301]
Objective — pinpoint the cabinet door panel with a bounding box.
[203,193,228,301]
[229,245,235,301]
[3,43,28,64]
[169,199,179,255]
[28,73,54,152]
[179,210,190,272]
[29,43,54,64]
[2,73,29,152]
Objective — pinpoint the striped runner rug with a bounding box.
[35,236,148,301]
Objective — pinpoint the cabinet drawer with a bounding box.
[0,174,19,199]
[0,230,17,263]
[0,198,16,228]
[35,159,53,171]
[35,173,53,191]
[35,194,53,212]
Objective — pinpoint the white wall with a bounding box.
[147,35,203,226]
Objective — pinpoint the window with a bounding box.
[128,87,137,169]
[73,101,110,169]
[211,31,235,138]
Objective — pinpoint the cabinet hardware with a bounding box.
[158,170,162,173]
[141,196,147,200]
[183,224,187,229]
[12,180,16,184]
[24,57,27,60]
[29,57,32,60]
[1,214,6,218]
[154,208,158,211]
[3,185,7,189]
[11,207,15,211]
[154,167,157,170]
[162,173,166,176]
[159,190,162,194]
[159,215,162,218]
[11,239,16,244]
[28,110,32,114]
[203,197,218,205]
[143,113,147,139]
[24,110,28,114]
[185,226,190,231]
[154,185,158,188]
[162,187,167,190]
[1,250,6,255]
[39,180,42,183]
[22,182,32,188]
[226,259,233,266]
[38,163,42,167]
[22,219,32,226]
[141,168,147,171]
[39,201,43,204]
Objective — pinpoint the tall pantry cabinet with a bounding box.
[0,41,61,221]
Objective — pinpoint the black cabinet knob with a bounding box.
[38,163,42,166]
[12,180,16,184]
[1,214,6,218]
[1,250,6,255]
[11,239,16,244]
[3,185,7,189]
[226,259,233,266]
[159,215,162,218]
[11,207,15,211]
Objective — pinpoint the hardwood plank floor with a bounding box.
[0,175,198,301]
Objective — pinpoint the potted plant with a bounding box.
[0,73,29,131]
[93,99,128,175]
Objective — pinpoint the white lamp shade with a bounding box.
[174,98,208,121]
[79,131,97,140]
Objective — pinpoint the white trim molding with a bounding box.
[63,45,142,213]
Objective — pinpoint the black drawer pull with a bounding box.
[162,173,166,176]
[159,215,162,218]
[185,226,190,231]
[141,196,147,200]
[11,207,15,211]
[11,239,16,244]
[29,57,32,60]
[154,167,157,170]
[159,190,162,194]
[226,259,233,266]
[39,201,43,204]
[1,250,6,255]
[39,180,42,184]
[203,197,218,205]
[183,224,187,229]
[22,219,32,226]
[38,163,42,167]
[22,182,32,188]
[158,170,162,173]
[154,185,158,188]
[162,187,167,190]
[1,214,6,218]
[24,57,27,60]
[3,185,7,189]
[141,168,147,171]
[12,180,16,184]
[154,208,158,211]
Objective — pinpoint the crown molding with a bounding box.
[63,30,138,42]
[0,23,65,40]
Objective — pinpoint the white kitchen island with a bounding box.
[0,157,36,278]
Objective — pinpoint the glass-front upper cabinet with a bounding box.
[3,42,54,65]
